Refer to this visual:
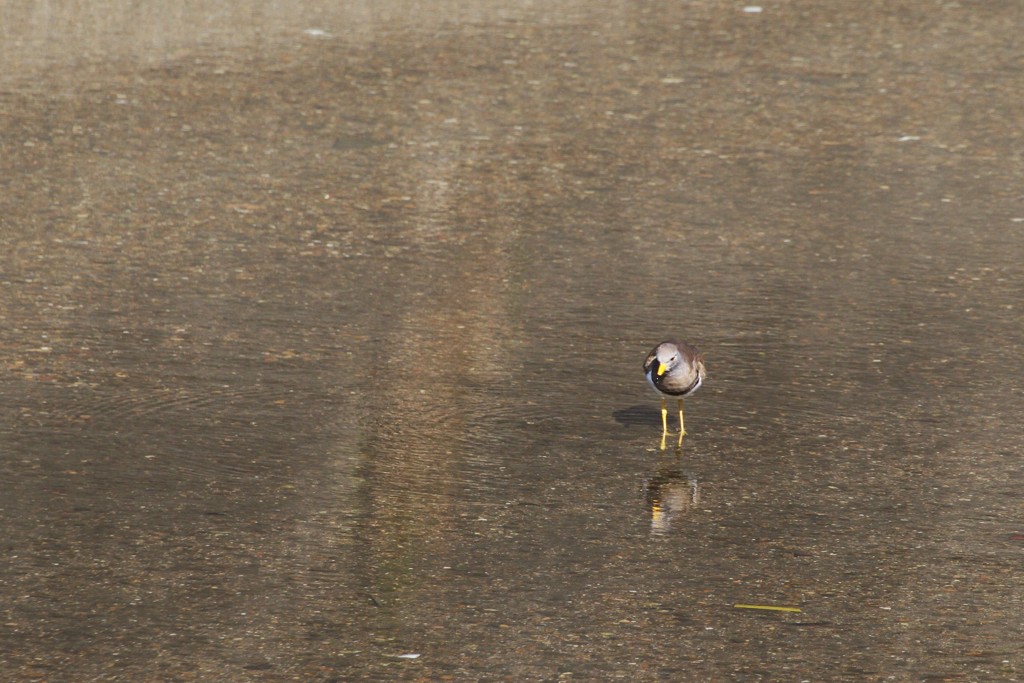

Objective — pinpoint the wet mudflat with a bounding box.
[1,1,1022,680]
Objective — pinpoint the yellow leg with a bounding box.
[659,398,669,450]
[678,399,686,437]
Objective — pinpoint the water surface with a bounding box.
[1,1,1022,680]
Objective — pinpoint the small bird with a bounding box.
[643,340,706,440]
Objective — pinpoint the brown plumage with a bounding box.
[643,340,706,441]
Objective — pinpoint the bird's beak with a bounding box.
[656,362,668,377]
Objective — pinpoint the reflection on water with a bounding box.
[645,452,702,535]
[2,0,1023,680]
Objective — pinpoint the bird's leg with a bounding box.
[661,398,669,434]
[678,399,686,437]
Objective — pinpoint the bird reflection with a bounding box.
[644,452,702,535]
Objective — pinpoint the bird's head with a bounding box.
[656,347,681,376]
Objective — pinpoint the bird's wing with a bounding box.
[642,348,658,372]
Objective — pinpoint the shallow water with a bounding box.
[1,1,1022,680]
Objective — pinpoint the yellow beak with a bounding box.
[657,362,668,377]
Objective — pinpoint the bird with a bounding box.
[643,340,706,442]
